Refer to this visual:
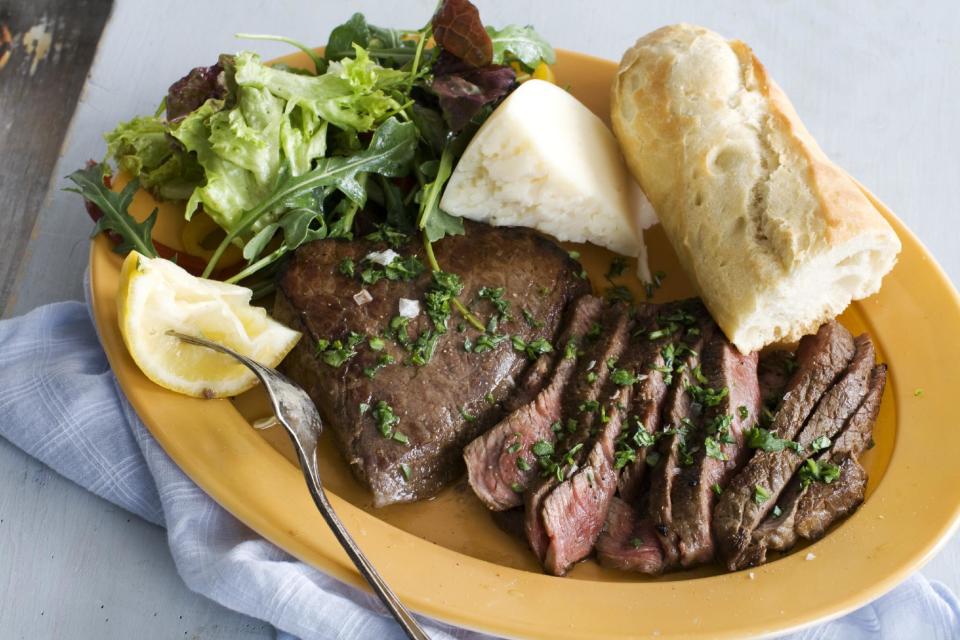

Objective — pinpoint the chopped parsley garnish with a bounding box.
[522,308,543,329]
[364,226,408,249]
[338,257,355,277]
[606,356,619,369]
[410,331,441,366]
[704,437,728,461]
[368,336,386,351]
[424,270,463,333]
[645,270,666,300]
[511,336,554,360]
[753,484,771,504]
[810,435,832,453]
[485,393,495,404]
[914,388,924,397]
[459,406,477,422]
[585,322,602,341]
[507,441,522,454]
[688,383,729,408]
[586,371,598,383]
[568,250,581,260]
[531,440,554,457]
[516,456,532,471]
[359,254,425,285]
[630,537,644,549]
[563,337,579,360]
[316,331,365,368]
[692,365,709,385]
[389,316,413,349]
[647,328,672,341]
[550,420,563,434]
[614,417,658,470]
[392,431,409,444]
[359,402,370,415]
[610,368,640,386]
[471,332,507,353]
[399,463,412,481]
[606,257,627,279]
[579,399,600,413]
[372,400,400,439]
[478,286,511,321]
[510,482,523,493]
[711,483,723,496]
[798,459,841,488]
[363,353,396,379]
[738,405,750,420]
[745,426,802,453]
[463,336,473,351]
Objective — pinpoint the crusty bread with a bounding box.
[611,24,901,353]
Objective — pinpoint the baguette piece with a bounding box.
[611,24,901,353]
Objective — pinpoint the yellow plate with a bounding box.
[89,49,960,638]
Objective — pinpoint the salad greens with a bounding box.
[70,0,555,294]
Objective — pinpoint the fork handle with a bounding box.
[297,448,430,640]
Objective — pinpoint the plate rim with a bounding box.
[88,49,960,639]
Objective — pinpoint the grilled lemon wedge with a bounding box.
[116,251,300,398]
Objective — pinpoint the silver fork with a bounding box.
[170,332,429,640]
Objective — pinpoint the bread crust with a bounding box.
[612,24,900,352]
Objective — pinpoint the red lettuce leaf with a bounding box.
[166,57,229,120]
[431,51,515,131]
[431,0,492,68]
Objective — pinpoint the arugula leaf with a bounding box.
[417,140,465,242]
[486,24,556,69]
[65,163,158,258]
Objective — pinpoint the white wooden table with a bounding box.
[2,1,958,637]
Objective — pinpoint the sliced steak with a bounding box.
[745,361,886,564]
[616,303,684,504]
[714,332,874,570]
[758,349,795,411]
[596,497,665,573]
[463,295,603,510]
[672,336,761,567]
[645,302,714,567]
[523,306,633,561]
[274,222,589,507]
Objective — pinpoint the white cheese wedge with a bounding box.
[440,79,657,279]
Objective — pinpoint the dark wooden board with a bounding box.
[0,0,113,311]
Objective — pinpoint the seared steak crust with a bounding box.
[275,223,588,506]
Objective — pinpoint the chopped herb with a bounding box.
[606,356,619,369]
[463,336,473,352]
[531,440,554,457]
[459,406,477,422]
[606,257,627,279]
[566,418,578,433]
[705,437,728,461]
[511,335,553,360]
[550,420,563,434]
[799,459,841,488]
[645,270,666,299]
[516,457,532,471]
[510,482,523,493]
[585,322,602,341]
[738,405,750,420]
[338,257,355,277]
[711,483,723,496]
[399,463,411,481]
[692,365,709,385]
[317,331,365,367]
[472,332,507,353]
[522,308,543,329]
[568,250,581,260]
[372,400,400,438]
[688,383,729,408]
[363,353,396,379]
[507,441,522,454]
[424,270,463,333]
[478,286,511,321]
[610,368,639,386]
[630,537,644,549]
[810,435,832,453]
[457,322,466,332]
[364,226,408,249]
[604,285,634,304]
[647,328,672,341]
[359,402,370,415]
[359,255,426,285]
[772,505,783,518]
[392,431,409,444]
[753,484,771,504]
[563,337,578,360]
[410,331,441,366]
[599,404,610,424]
[586,371,598,383]
[746,426,802,453]
[579,399,600,413]
[914,388,924,397]
[389,316,413,349]
[368,336,386,351]
[485,393,495,404]
[538,286,551,296]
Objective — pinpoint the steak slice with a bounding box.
[616,303,681,504]
[715,332,874,570]
[645,303,714,567]
[524,306,633,561]
[745,361,886,564]
[274,222,589,507]
[672,336,761,567]
[596,497,665,573]
[464,295,603,510]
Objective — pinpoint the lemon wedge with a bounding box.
[117,251,301,398]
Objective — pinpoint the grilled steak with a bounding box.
[464,295,603,510]
[524,306,633,562]
[617,303,678,504]
[596,497,664,573]
[714,332,874,570]
[745,360,885,565]
[672,336,761,567]
[758,349,795,410]
[645,302,714,566]
[274,223,588,506]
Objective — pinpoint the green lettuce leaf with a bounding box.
[103,116,202,200]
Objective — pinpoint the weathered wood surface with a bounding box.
[0,1,958,638]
